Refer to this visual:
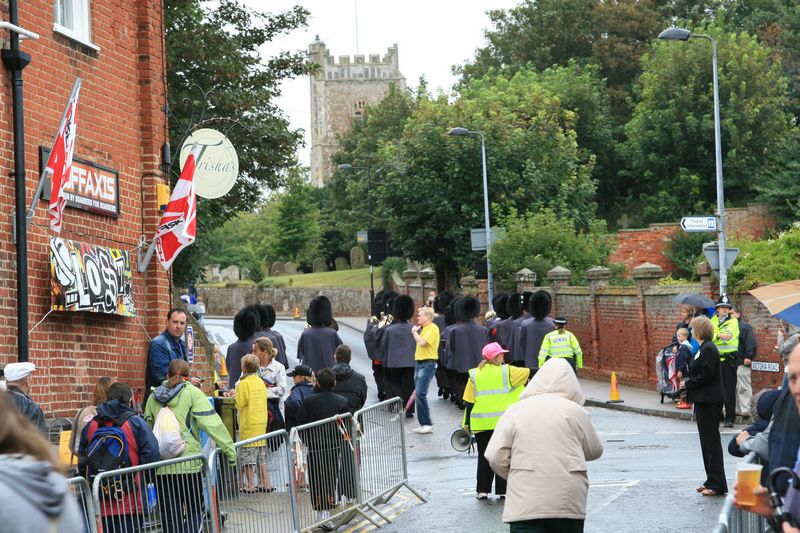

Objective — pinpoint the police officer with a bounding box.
[538,316,583,372]
[463,342,530,499]
[711,294,739,427]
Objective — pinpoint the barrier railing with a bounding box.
[67,476,97,533]
[714,452,771,533]
[208,430,299,532]
[354,398,426,524]
[91,453,210,533]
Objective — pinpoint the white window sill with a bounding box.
[53,23,100,52]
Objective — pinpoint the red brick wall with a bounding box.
[726,205,776,241]
[0,1,198,418]
[609,224,680,277]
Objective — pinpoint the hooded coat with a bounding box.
[485,358,603,523]
[332,363,368,413]
[0,455,83,532]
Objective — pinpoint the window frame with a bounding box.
[54,0,100,52]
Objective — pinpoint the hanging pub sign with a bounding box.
[50,237,136,316]
[39,147,120,217]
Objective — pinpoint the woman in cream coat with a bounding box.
[485,358,603,532]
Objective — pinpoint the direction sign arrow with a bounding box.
[681,216,717,232]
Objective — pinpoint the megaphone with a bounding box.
[450,428,473,453]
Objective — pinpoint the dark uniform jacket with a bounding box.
[255,328,289,368]
[433,315,448,365]
[226,337,255,388]
[297,327,342,373]
[332,363,368,413]
[685,340,724,405]
[363,320,381,361]
[736,320,757,365]
[448,321,489,373]
[7,386,45,434]
[508,315,529,362]
[379,322,416,368]
[519,317,555,369]
[492,318,514,349]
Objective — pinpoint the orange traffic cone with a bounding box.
[606,372,624,404]
[294,305,300,320]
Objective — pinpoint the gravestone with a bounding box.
[350,246,365,269]
[285,262,298,275]
[220,265,240,282]
[271,262,285,277]
[312,258,327,273]
[334,257,349,271]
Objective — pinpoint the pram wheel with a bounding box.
[660,393,664,404]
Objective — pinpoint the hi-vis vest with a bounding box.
[468,364,524,431]
[711,315,739,357]
[538,330,583,368]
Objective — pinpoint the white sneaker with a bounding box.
[316,509,331,521]
[476,492,488,500]
[416,425,433,434]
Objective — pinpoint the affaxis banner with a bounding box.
[50,237,135,316]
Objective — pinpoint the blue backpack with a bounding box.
[80,411,138,500]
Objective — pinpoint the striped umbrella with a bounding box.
[749,280,800,326]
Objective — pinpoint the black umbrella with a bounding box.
[672,293,716,308]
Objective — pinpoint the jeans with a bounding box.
[414,360,437,426]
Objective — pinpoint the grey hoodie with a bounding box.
[0,455,83,532]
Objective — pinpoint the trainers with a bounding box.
[416,425,433,434]
[316,509,330,521]
[476,493,488,500]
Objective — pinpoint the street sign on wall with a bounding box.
[681,216,717,232]
[470,227,506,251]
[751,361,780,372]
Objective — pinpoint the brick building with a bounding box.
[0,0,182,417]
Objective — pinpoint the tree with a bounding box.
[263,170,321,268]
[755,127,800,227]
[165,0,312,285]
[623,24,790,224]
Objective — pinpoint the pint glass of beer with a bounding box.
[737,463,763,506]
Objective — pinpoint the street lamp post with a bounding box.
[447,127,494,309]
[657,27,728,296]
[339,163,375,302]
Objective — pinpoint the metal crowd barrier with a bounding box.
[91,453,210,533]
[67,476,97,533]
[354,398,426,524]
[208,430,299,532]
[714,452,772,533]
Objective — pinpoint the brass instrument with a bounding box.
[378,313,394,328]
[485,310,497,322]
[368,315,379,324]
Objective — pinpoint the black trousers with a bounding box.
[720,358,737,423]
[474,430,507,495]
[371,361,387,401]
[450,372,470,402]
[694,402,728,493]
[385,367,415,413]
[435,361,449,393]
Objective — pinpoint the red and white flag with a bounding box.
[47,82,81,233]
[152,144,200,270]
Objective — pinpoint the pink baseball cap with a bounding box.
[482,342,509,361]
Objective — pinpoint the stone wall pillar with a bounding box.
[697,262,715,298]
[585,267,611,370]
[515,268,537,294]
[403,268,420,303]
[632,262,663,383]
[477,279,488,315]
[419,268,436,308]
[585,266,612,293]
[460,276,478,297]
[546,266,571,315]
[632,263,663,296]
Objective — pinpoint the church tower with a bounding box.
[309,37,406,186]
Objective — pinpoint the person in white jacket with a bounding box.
[485,357,603,532]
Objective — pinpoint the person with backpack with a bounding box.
[144,359,237,532]
[78,382,159,533]
[69,376,115,458]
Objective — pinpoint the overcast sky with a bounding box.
[243,0,520,165]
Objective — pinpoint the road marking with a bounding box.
[589,479,640,513]
[598,431,640,436]
[342,491,415,533]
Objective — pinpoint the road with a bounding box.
[205,317,739,532]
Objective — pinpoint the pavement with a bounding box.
[334,316,698,423]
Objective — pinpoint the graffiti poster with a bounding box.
[50,237,136,316]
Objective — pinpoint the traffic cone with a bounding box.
[606,372,624,403]
[294,306,300,320]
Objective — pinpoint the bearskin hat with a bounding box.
[382,291,399,316]
[445,297,460,326]
[393,295,415,322]
[307,295,333,327]
[493,293,510,320]
[372,290,387,316]
[521,291,534,313]
[264,304,277,328]
[233,307,259,341]
[434,291,455,314]
[506,292,522,319]
[455,296,481,322]
[254,304,270,329]
[530,290,552,320]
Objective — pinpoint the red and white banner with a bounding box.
[47,82,81,233]
[152,144,200,270]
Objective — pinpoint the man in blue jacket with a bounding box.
[145,308,188,406]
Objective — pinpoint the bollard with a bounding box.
[294,306,300,320]
[607,372,624,403]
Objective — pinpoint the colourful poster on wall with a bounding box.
[186,325,195,364]
[50,237,135,316]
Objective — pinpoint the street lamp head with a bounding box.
[657,27,692,41]
[448,127,470,137]
[338,163,353,171]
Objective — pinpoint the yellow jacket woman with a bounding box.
[235,355,269,443]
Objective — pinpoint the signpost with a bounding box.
[470,227,505,251]
[681,216,717,232]
[702,242,739,278]
[751,361,780,373]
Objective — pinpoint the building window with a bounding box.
[54,0,99,51]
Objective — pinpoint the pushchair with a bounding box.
[656,344,681,403]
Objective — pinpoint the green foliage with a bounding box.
[381,257,406,290]
[664,230,715,280]
[756,127,800,227]
[263,170,321,268]
[166,0,312,286]
[490,209,615,290]
[623,24,790,225]
[726,224,800,292]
